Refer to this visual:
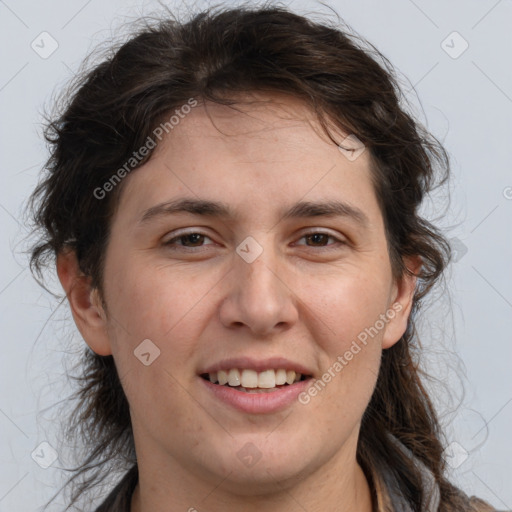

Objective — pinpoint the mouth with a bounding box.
[200,368,312,394]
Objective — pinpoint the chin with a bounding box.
[199,442,316,495]
[216,463,309,497]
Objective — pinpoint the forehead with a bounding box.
[114,93,379,227]
[156,95,335,162]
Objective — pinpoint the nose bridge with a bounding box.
[220,236,298,335]
[244,254,282,304]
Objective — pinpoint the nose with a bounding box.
[218,242,299,337]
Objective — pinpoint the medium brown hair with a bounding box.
[29,3,472,510]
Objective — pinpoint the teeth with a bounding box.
[228,368,241,386]
[258,369,276,388]
[206,368,306,389]
[240,369,258,388]
[275,369,287,385]
[218,370,228,385]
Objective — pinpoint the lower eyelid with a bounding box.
[163,232,345,249]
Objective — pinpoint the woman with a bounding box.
[28,4,496,511]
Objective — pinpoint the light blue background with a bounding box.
[1,0,511,510]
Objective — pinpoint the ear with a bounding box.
[381,255,422,350]
[56,248,112,356]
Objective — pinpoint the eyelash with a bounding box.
[163,230,346,251]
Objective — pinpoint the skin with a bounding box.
[57,93,420,512]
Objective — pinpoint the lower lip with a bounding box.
[200,377,311,414]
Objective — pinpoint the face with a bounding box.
[60,93,417,497]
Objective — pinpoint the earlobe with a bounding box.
[381,255,422,349]
[56,248,112,356]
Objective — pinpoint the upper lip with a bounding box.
[199,356,313,376]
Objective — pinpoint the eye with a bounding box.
[162,230,346,251]
[295,231,345,249]
[163,231,215,249]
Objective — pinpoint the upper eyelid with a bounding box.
[163,228,345,245]
[164,229,215,243]
[294,232,342,243]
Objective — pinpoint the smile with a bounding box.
[201,368,310,392]
[199,367,313,413]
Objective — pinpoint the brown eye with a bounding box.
[305,233,331,246]
[164,232,214,248]
[178,233,206,247]
[295,231,344,249]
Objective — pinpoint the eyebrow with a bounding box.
[138,197,369,227]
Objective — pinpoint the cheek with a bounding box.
[103,261,215,379]
[103,267,209,434]
[106,257,216,335]
[303,267,392,351]
[298,280,385,437]
[296,268,390,415]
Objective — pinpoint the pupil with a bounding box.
[184,233,203,246]
[308,233,327,246]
